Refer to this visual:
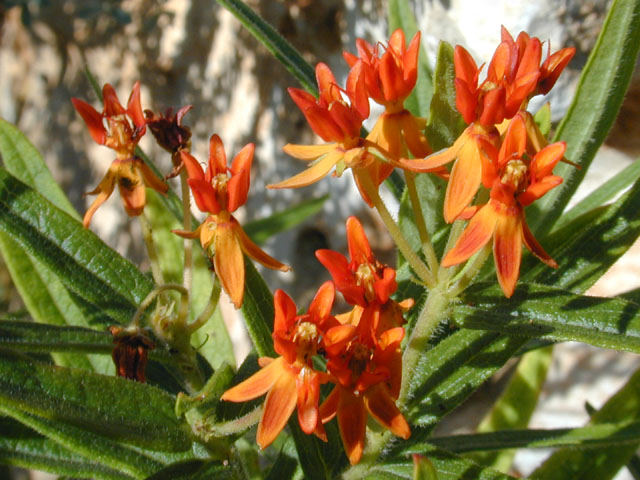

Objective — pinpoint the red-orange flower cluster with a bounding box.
[222,217,411,464]
[174,134,290,308]
[72,82,168,228]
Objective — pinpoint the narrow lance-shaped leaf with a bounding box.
[0,349,192,452]
[454,282,640,354]
[0,168,154,326]
[528,0,640,235]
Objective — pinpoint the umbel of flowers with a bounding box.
[71,24,575,466]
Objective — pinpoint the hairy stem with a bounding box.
[178,170,193,324]
[405,171,440,275]
[139,212,165,287]
[189,277,221,333]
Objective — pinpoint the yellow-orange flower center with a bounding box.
[294,321,319,363]
[107,114,137,158]
[355,263,377,302]
[501,159,529,193]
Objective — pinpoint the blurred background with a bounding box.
[1,0,639,478]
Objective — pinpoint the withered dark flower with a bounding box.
[109,326,155,383]
[144,105,193,178]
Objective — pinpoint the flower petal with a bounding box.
[273,289,298,335]
[136,159,168,195]
[283,143,336,160]
[521,216,558,268]
[364,383,410,439]
[71,98,107,145]
[442,203,498,267]
[102,84,126,117]
[257,367,298,449]
[443,136,484,223]
[180,151,205,181]
[296,367,321,434]
[233,219,291,272]
[308,281,335,321]
[213,222,245,308]
[221,356,282,402]
[126,82,146,132]
[208,134,227,177]
[187,178,219,214]
[319,385,340,424]
[493,211,522,298]
[267,149,342,189]
[346,216,372,265]
[83,169,117,228]
[227,143,254,212]
[337,388,367,465]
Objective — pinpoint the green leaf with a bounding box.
[530,365,640,480]
[552,155,640,231]
[0,416,134,480]
[358,446,517,480]
[0,349,192,452]
[0,168,154,326]
[425,41,466,152]
[412,455,438,480]
[528,0,640,235]
[387,0,434,116]
[470,346,553,472]
[454,283,640,353]
[1,408,164,478]
[533,103,551,137]
[215,0,316,94]
[243,195,328,245]
[241,258,276,358]
[416,421,640,453]
[0,117,77,218]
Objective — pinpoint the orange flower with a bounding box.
[402,28,574,222]
[174,134,290,308]
[320,321,409,464]
[269,62,397,206]
[221,283,350,449]
[442,114,564,297]
[72,82,168,228]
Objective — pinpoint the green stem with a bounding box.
[139,212,165,287]
[188,278,221,333]
[360,171,435,288]
[448,242,492,297]
[178,170,193,324]
[405,171,439,275]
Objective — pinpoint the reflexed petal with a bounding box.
[83,170,117,228]
[283,143,336,160]
[521,216,558,268]
[273,289,298,334]
[136,159,168,194]
[187,178,219,214]
[209,134,227,176]
[221,356,283,402]
[172,224,201,239]
[319,385,340,423]
[337,388,367,465]
[267,149,342,189]
[213,223,245,308]
[228,143,254,212]
[126,82,146,132]
[493,211,522,298]
[180,151,205,181]
[308,281,335,321]
[443,137,484,223]
[233,219,291,272]
[346,216,372,264]
[401,127,467,172]
[257,368,298,449]
[117,165,146,217]
[442,203,498,267]
[296,367,321,434]
[71,98,107,145]
[364,383,410,439]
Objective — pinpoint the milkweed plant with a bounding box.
[0,0,639,479]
